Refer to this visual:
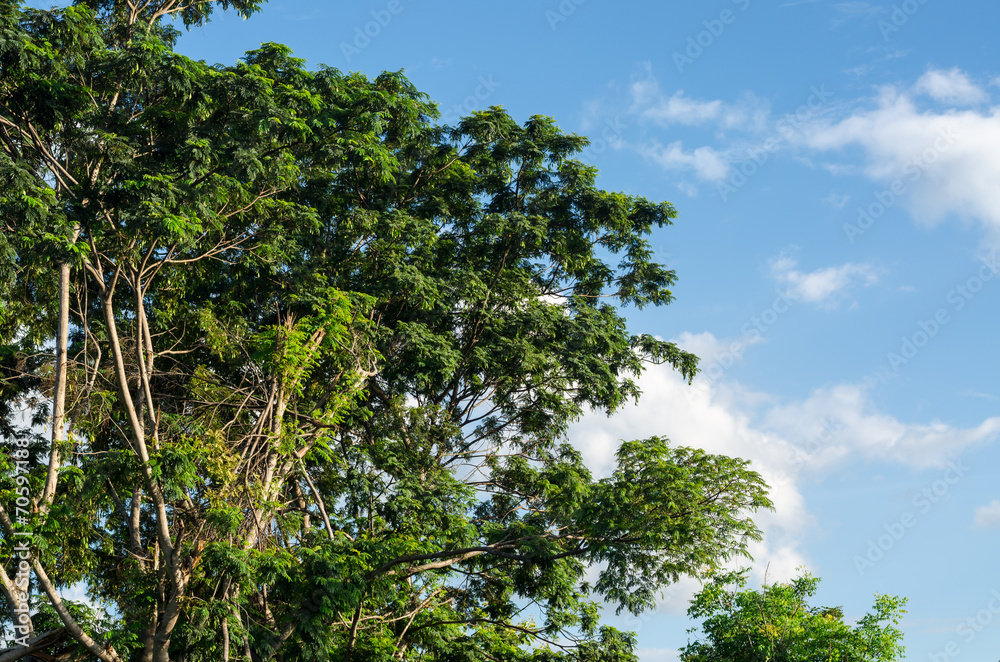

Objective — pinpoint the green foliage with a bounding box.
[0,1,784,660]
[681,570,907,662]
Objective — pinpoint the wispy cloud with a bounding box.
[780,1,882,27]
[636,90,724,126]
[637,140,731,182]
[831,1,882,22]
[602,65,1000,243]
[769,255,879,305]
[822,191,850,208]
[973,500,1000,528]
[914,68,987,105]
[629,71,770,132]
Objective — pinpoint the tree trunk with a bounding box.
[41,261,70,507]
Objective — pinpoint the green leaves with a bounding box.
[583,438,772,615]
[0,2,792,660]
[681,570,907,662]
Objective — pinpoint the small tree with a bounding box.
[681,570,907,662]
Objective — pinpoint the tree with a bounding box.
[0,2,773,660]
[680,570,907,662]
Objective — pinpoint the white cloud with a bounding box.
[638,140,730,182]
[676,181,699,197]
[963,390,999,401]
[629,73,770,132]
[760,382,1000,469]
[822,191,850,209]
[673,330,763,365]
[636,89,724,126]
[799,79,1000,240]
[618,67,1000,243]
[569,356,815,586]
[769,256,879,305]
[570,336,1000,591]
[914,68,987,105]
[973,500,1000,528]
[624,70,787,186]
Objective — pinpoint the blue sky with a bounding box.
[154,1,1000,659]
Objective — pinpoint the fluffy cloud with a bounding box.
[914,68,986,105]
[570,334,1000,590]
[620,66,1000,242]
[769,256,879,305]
[569,358,812,616]
[799,78,1000,239]
[973,500,1000,528]
[571,356,813,586]
[637,140,730,182]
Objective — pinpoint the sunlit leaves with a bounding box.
[0,2,783,660]
[682,570,907,662]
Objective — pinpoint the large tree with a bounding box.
[0,2,772,660]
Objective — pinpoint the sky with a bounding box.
[90,0,1000,659]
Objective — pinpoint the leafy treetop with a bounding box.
[0,2,776,661]
[681,570,907,662]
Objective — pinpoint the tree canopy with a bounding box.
[0,2,775,661]
[680,570,907,662]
